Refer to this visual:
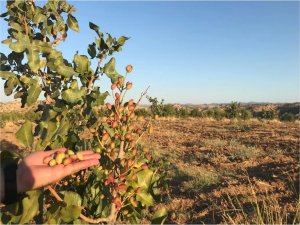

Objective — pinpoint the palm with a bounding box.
[17,148,100,193]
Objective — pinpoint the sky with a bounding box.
[0,1,299,104]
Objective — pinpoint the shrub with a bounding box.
[258,110,279,120]
[135,108,151,117]
[280,112,295,122]
[225,102,241,119]
[190,108,202,117]
[240,109,253,120]
[147,96,165,117]
[175,108,189,118]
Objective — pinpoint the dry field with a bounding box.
[0,113,299,224]
[143,118,299,224]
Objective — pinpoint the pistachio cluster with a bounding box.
[44,150,84,167]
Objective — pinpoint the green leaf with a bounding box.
[117,36,129,46]
[57,64,78,78]
[55,119,69,137]
[41,121,58,146]
[70,79,79,89]
[151,207,167,224]
[61,89,79,104]
[61,191,82,207]
[89,22,102,37]
[19,190,40,224]
[16,120,33,148]
[103,57,121,83]
[136,169,154,190]
[60,205,81,223]
[136,192,154,207]
[88,87,109,107]
[4,77,17,96]
[9,21,24,32]
[9,32,29,53]
[0,71,16,80]
[89,22,100,32]
[32,40,52,53]
[106,34,113,47]
[87,43,96,58]
[73,53,90,74]
[32,8,47,24]
[62,87,86,104]
[9,41,27,53]
[27,81,42,106]
[27,49,40,73]
[0,52,7,65]
[67,14,79,32]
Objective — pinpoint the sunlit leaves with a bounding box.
[0,71,16,80]
[27,81,42,105]
[67,14,79,32]
[103,57,121,83]
[151,207,168,224]
[62,86,87,104]
[57,64,78,78]
[88,87,109,107]
[9,39,28,53]
[117,36,129,46]
[16,120,33,148]
[60,205,81,223]
[61,191,82,207]
[27,49,40,73]
[41,121,58,147]
[136,192,154,207]
[4,77,18,96]
[19,190,41,224]
[136,169,154,190]
[73,53,90,74]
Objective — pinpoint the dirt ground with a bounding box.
[0,117,299,224]
[143,118,299,223]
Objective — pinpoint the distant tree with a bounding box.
[240,109,253,120]
[225,102,241,119]
[259,110,279,120]
[190,108,201,117]
[147,96,165,117]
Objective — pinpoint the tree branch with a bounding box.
[87,58,103,94]
[117,140,125,159]
[128,86,150,118]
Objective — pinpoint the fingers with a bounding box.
[81,152,101,161]
[44,148,67,156]
[43,156,53,164]
[63,159,99,176]
[81,150,97,155]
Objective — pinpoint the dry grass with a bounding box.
[220,179,300,225]
[228,140,261,161]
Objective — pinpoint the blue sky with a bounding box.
[0,1,299,104]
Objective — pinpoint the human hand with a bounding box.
[16,148,100,193]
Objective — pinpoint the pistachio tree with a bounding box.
[0,0,166,224]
